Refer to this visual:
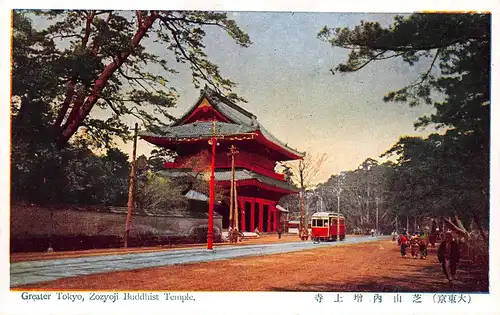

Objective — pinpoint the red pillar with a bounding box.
[207,136,216,250]
[259,202,264,231]
[272,204,277,232]
[250,200,255,231]
[267,203,272,232]
[240,197,246,232]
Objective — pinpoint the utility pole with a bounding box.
[228,145,239,229]
[299,190,305,231]
[366,183,370,224]
[336,176,342,240]
[124,122,139,248]
[375,196,379,236]
[234,177,239,232]
[228,145,239,230]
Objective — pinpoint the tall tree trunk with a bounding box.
[58,11,159,145]
[124,123,138,248]
[473,215,488,243]
[54,79,77,129]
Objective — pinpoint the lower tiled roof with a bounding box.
[157,169,299,193]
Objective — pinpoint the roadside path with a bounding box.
[11,235,386,287]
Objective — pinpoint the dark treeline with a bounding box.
[307,13,490,232]
[11,9,249,209]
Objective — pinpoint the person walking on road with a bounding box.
[419,231,428,259]
[228,227,233,243]
[391,230,397,242]
[438,231,460,284]
[410,233,420,259]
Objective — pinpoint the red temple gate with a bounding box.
[140,87,303,232]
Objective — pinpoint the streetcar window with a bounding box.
[324,219,329,226]
[312,219,317,226]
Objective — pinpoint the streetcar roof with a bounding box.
[311,212,344,218]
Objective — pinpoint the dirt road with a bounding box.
[13,238,488,292]
[10,235,376,287]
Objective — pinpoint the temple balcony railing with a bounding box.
[163,161,286,181]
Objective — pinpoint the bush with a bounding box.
[189,225,222,243]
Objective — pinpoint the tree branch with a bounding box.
[102,97,123,116]
[54,79,77,129]
[49,34,84,40]
[419,47,441,83]
[334,37,467,52]
[82,10,95,49]
[62,89,86,131]
[117,67,151,92]
[337,50,387,73]
[91,11,113,56]
[159,16,224,95]
[161,14,230,32]
[136,11,143,28]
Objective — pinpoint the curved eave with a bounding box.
[226,179,299,195]
[255,130,304,161]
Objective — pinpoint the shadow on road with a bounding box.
[269,261,488,293]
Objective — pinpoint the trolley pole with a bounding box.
[124,123,138,248]
[336,177,342,240]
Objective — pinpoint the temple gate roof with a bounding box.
[140,87,304,160]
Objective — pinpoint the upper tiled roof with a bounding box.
[140,121,256,138]
[173,87,258,127]
[140,87,304,159]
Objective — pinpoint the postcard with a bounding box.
[1,1,499,314]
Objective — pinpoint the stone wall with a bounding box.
[11,203,222,237]
[10,204,223,252]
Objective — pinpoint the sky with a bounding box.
[30,11,438,184]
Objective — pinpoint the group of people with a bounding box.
[227,227,241,243]
[299,227,309,241]
[394,229,460,285]
[396,230,429,259]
